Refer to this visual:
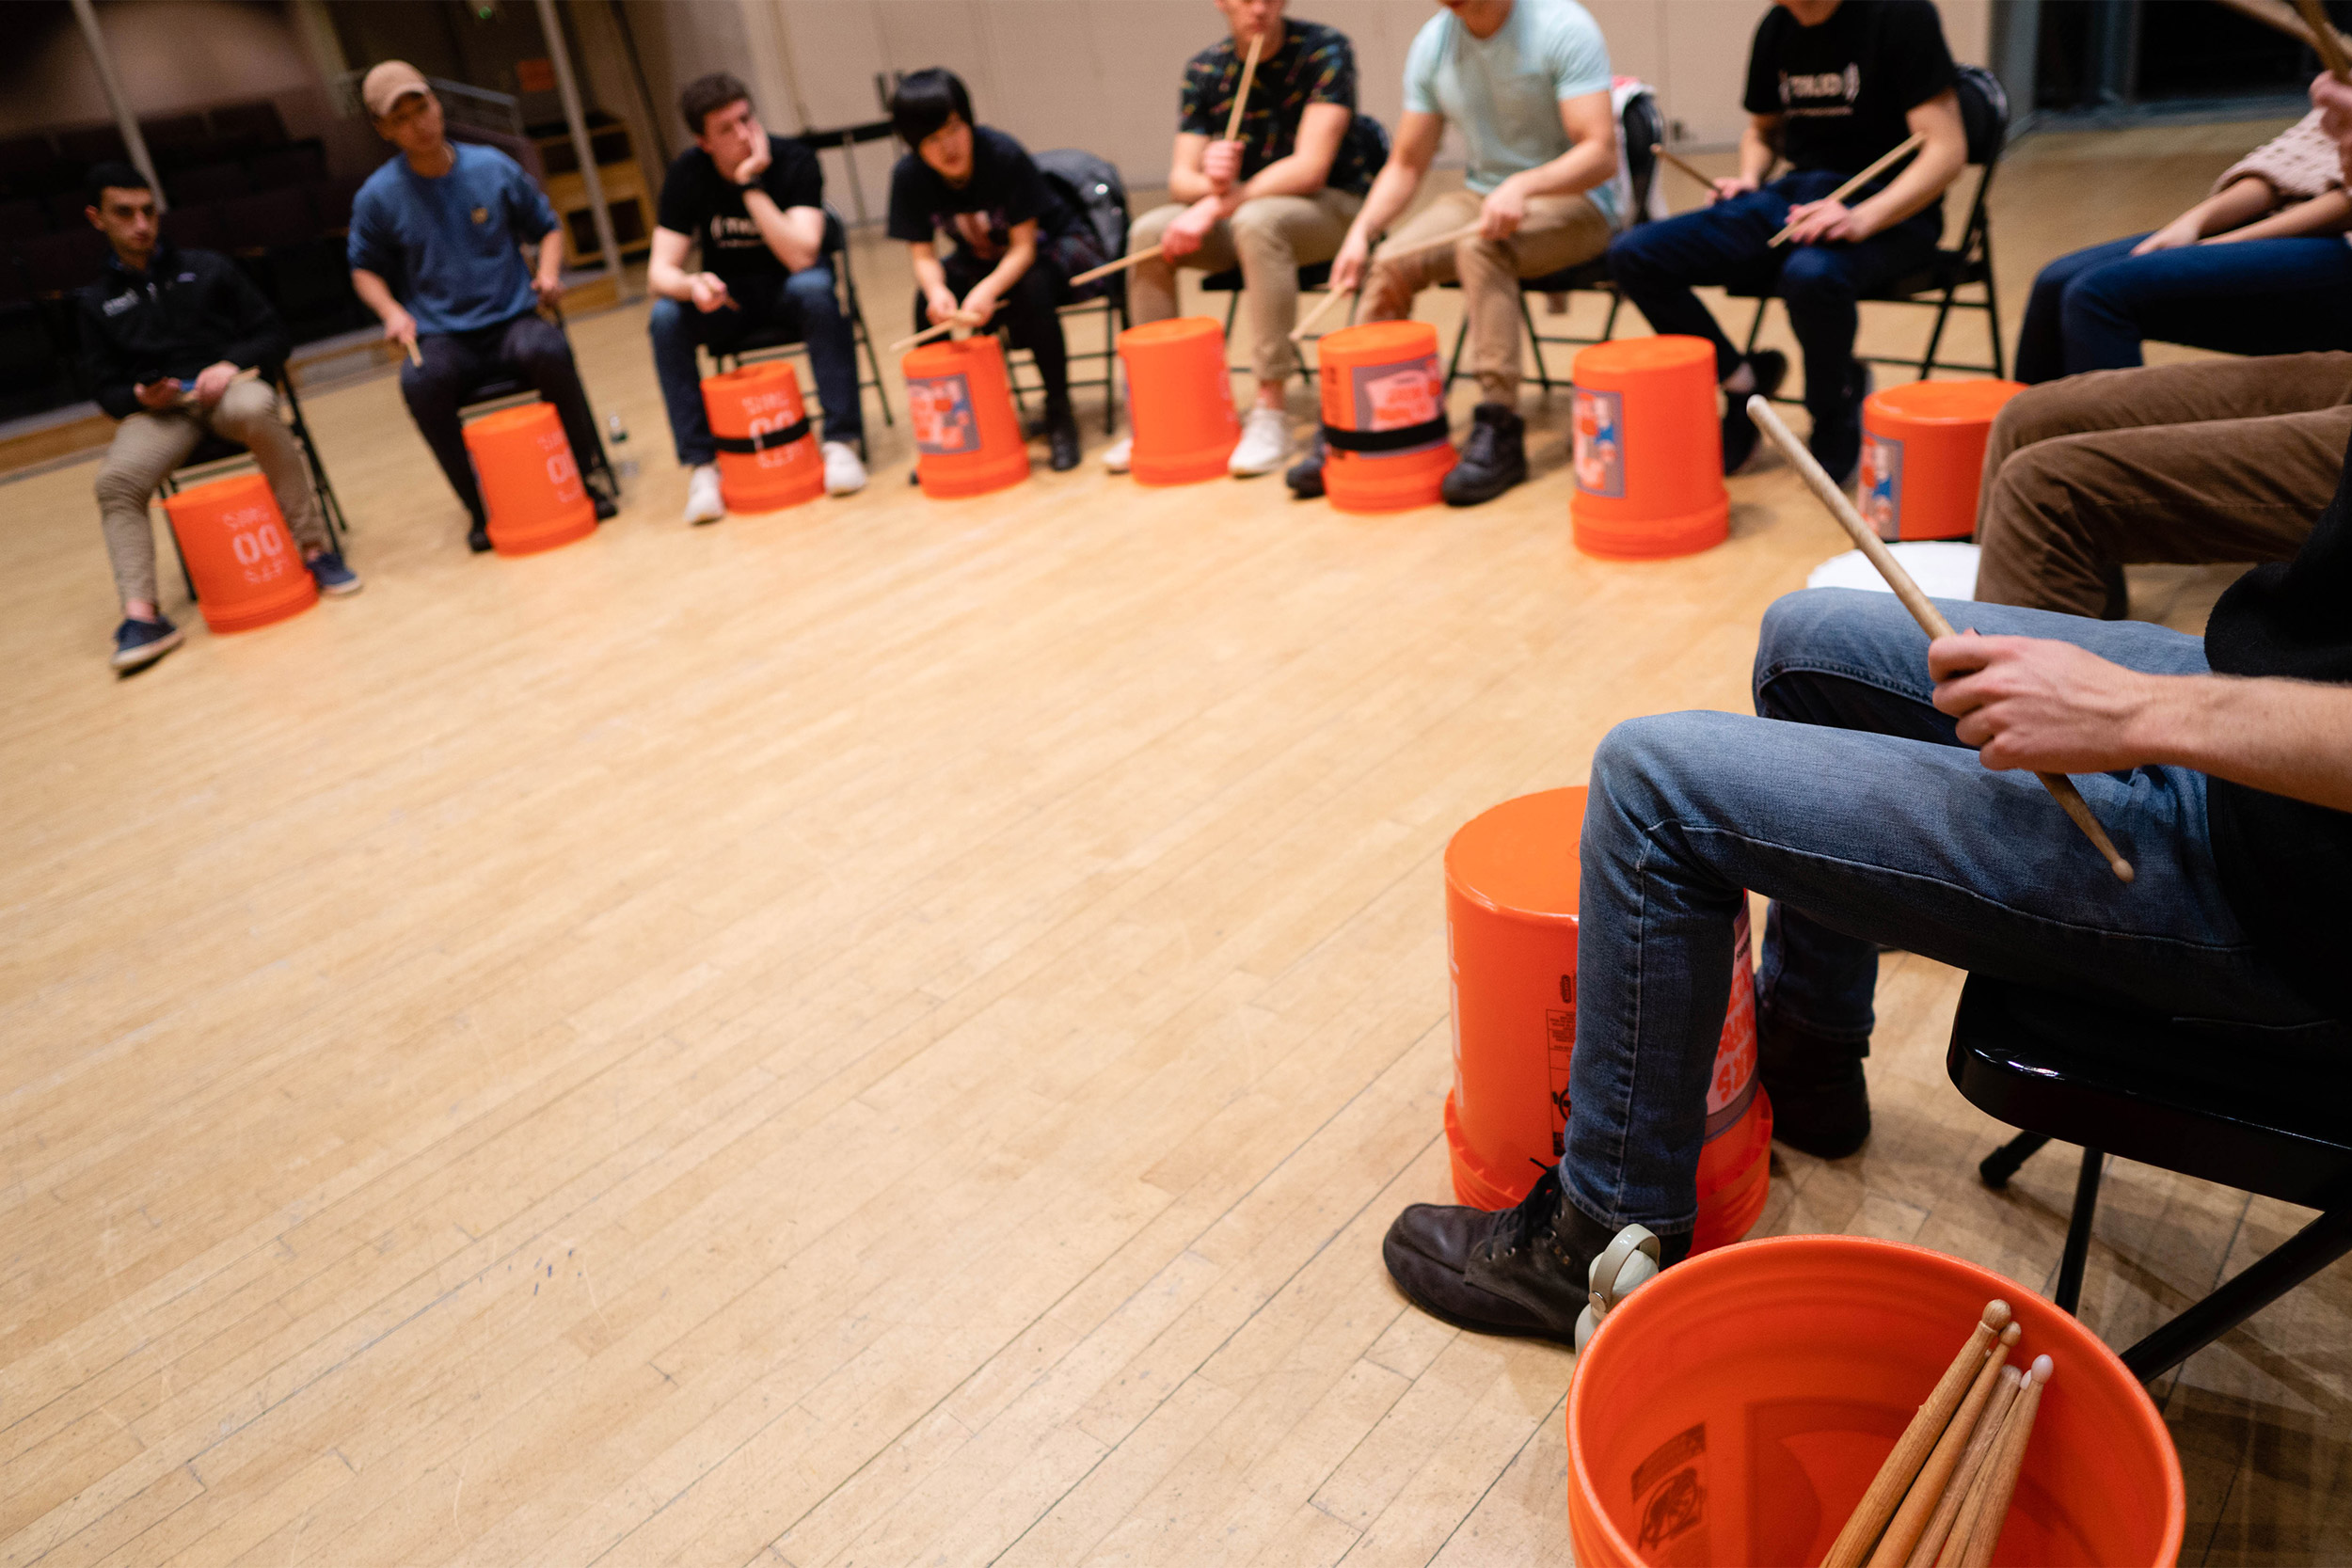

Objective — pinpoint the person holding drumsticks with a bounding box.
[1112,0,1387,479]
[1304,0,1621,507]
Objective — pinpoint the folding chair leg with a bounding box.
[1443,316,1470,394]
[1600,293,1622,343]
[1981,264,2007,382]
[2120,1204,2352,1383]
[1916,282,1960,381]
[1978,1131,2048,1189]
[167,515,197,604]
[1742,297,1770,357]
[2053,1146,2104,1315]
[1518,293,1551,394]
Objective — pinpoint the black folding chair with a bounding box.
[995,150,1129,436]
[155,365,349,600]
[1947,974,2352,1384]
[706,205,893,458]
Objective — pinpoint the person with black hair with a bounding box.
[649,72,868,525]
[886,69,1098,471]
[76,163,358,673]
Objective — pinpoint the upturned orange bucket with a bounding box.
[1570,335,1729,560]
[1860,377,2027,541]
[1119,316,1238,484]
[161,471,318,633]
[1442,787,1770,1254]
[704,362,823,513]
[905,334,1029,499]
[1566,1235,2185,1567]
[1315,320,1455,514]
[461,403,596,557]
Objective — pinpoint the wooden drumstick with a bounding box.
[2216,0,2352,77]
[1905,1365,2022,1568]
[2297,0,2352,78]
[1651,143,1721,190]
[889,300,1000,354]
[1223,29,1264,144]
[1946,1355,2052,1568]
[1288,284,1355,342]
[1747,396,2137,883]
[1376,220,1486,261]
[1768,133,1923,246]
[405,338,424,368]
[1069,245,1163,288]
[1820,1300,2012,1568]
[1867,1323,2021,1568]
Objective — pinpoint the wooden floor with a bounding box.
[6,120,2345,1566]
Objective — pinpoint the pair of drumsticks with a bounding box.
[1650,136,1927,246]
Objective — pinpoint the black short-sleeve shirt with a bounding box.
[886,125,1075,260]
[656,135,825,286]
[1743,0,1956,175]
[1179,19,1382,198]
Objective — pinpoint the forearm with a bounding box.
[1739,122,1778,185]
[743,191,818,272]
[1508,138,1616,200]
[350,268,402,322]
[647,256,695,299]
[2186,177,2279,238]
[2139,673,2352,812]
[1350,161,1422,245]
[1851,137,1964,232]
[911,249,949,300]
[1169,166,1217,204]
[2213,187,2352,243]
[983,236,1037,293]
[1235,150,1335,204]
[533,233,564,288]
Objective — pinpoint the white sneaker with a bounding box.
[822,440,868,496]
[1102,434,1132,473]
[1229,406,1295,476]
[683,463,724,526]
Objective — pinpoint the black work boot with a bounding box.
[1440,403,1528,506]
[1381,1169,1692,1344]
[1045,404,1081,471]
[1719,349,1788,474]
[1757,1005,1872,1159]
[1287,429,1327,498]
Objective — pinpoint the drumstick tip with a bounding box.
[1980,1299,2011,1331]
[2027,1354,2053,1384]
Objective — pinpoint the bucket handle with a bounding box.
[1574,1224,1661,1354]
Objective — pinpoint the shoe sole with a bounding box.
[1229,451,1295,478]
[684,507,725,526]
[111,630,183,673]
[1441,467,1528,507]
[317,579,362,596]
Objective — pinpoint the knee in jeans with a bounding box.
[1603,230,1660,283]
[1751,588,1891,702]
[785,266,840,316]
[1775,250,1854,307]
[648,294,689,341]
[1589,713,1722,825]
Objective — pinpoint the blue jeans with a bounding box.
[1560,588,2329,1238]
[1605,170,1945,424]
[2015,232,2352,384]
[649,265,863,465]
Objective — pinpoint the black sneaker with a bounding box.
[1809,360,1874,487]
[1381,1168,1692,1344]
[587,467,619,522]
[111,613,183,673]
[1045,406,1081,472]
[468,522,493,554]
[1440,404,1528,507]
[1286,430,1327,499]
[592,490,618,522]
[306,549,361,595]
[1720,350,1788,475]
[1757,1006,1872,1159]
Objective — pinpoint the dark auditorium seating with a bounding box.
[170,162,252,206]
[248,143,327,191]
[0,199,48,242]
[17,229,107,298]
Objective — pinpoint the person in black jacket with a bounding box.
[77,164,358,673]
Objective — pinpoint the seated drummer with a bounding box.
[648,72,868,526]
[886,69,1101,471]
[1308,0,1620,507]
[1115,0,1384,480]
[77,163,358,674]
[347,60,613,554]
[1385,451,2352,1345]
[1605,0,1966,484]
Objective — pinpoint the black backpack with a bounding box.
[1032,147,1129,304]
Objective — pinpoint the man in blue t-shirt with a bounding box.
[347,60,612,553]
[1309,0,1621,508]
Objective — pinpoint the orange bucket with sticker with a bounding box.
[1565,1235,2185,1567]
[161,471,318,633]
[1316,320,1455,513]
[1570,335,1728,560]
[1442,786,1771,1255]
[704,362,823,512]
[462,402,596,557]
[1860,377,2027,541]
[905,334,1029,499]
[1119,316,1238,484]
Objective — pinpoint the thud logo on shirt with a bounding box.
[1778,64,1861,116]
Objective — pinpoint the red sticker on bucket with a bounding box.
[1860,433,1902,540]
[909,372,980,455]
[1573,388,1625,498]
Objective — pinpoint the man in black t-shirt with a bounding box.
[1605,0,1967,484]
[648,73,866,524]
[885,69,1104,471]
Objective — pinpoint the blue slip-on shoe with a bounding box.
[307,550,362,595]
[111,614,183,673]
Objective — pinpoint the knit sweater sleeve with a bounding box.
[2213,110,2344,202]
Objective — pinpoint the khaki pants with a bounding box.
[1362,189,1612,405]
[94,377,328,609]
[1128,188,1362,389]
[1974,355,2352,618]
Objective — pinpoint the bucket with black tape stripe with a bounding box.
[703,363,823,513]
[1315,321,1455,514]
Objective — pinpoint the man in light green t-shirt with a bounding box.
[1305,0,1618,507]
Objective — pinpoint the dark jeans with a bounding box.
[647,264,864,465]
[400,311,602,528]
[2015,232,2352,384]
[1605,169,1944,424]
[919,248,1072,412]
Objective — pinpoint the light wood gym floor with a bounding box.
[6,119,2345,1565]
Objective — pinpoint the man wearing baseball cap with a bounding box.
[347,61,614,552]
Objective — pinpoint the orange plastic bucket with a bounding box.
[1119,316,1238,484]
[1571,335,1729,560]
[461,402,596,557]
[905,334,1029,499]
[1860,378,2027,541]
[1566,1235,2185,1567]
[1443,787,1770,1253]
[161,471,318,633]
[704,361,823,513]
[1316,321,1455,514]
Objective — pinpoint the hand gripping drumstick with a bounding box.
[1748,396,2137,884]
[1768,133,1923,246]
[1285,220,1489,341]
[1820,1301,2011,1568]
[889,301,1000,355]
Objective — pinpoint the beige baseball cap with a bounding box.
[361,60,432,119]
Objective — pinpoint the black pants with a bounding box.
[918,250,1072,413]
[399,310,601,527]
